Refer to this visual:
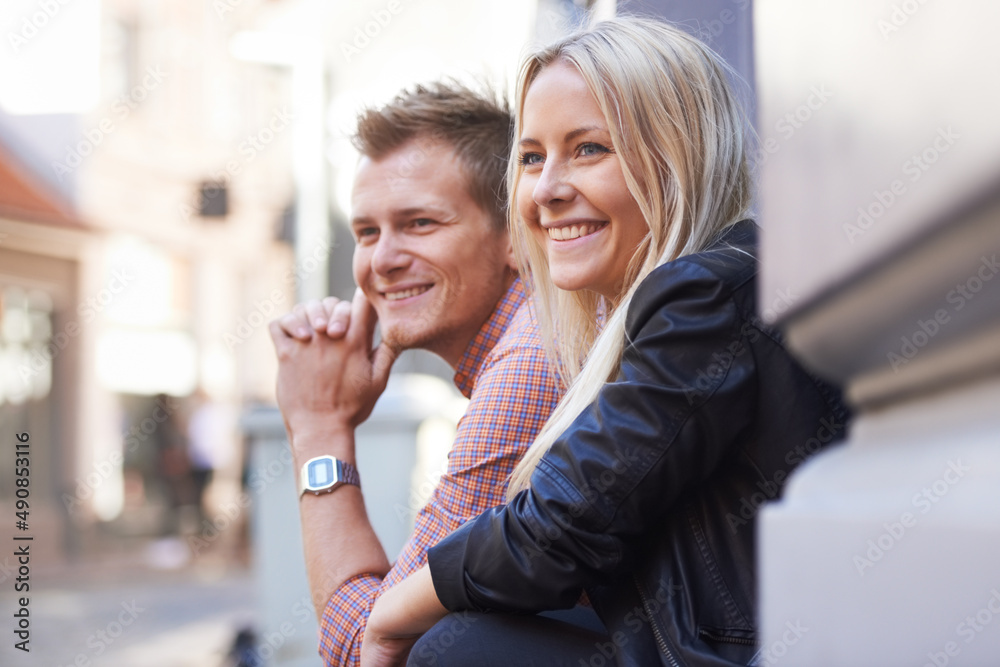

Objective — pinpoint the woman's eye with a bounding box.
[518,152,543,167]
[579,142,609,157]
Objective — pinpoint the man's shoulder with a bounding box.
[464,296,556,402]
[489,296,546,357]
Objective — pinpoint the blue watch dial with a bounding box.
[308,458,335,488]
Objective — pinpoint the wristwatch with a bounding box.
[299,455,360,497]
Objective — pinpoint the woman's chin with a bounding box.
[554,285,611,303]
[551,275,589,293]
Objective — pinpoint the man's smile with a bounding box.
[381,284,433,301]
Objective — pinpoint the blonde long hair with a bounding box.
[507,17,754,497]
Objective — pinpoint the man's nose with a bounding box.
[370,231,412,276]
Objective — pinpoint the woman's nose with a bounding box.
[532,160,575,208]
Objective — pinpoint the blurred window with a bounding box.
[0,285,54,502]
[0,286,53,406]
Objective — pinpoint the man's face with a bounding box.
[351,138,516,366]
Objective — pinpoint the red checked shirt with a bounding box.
[318,279,561,666]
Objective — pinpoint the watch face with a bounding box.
[308,458,335,488]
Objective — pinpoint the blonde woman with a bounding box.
[362,17,847,667]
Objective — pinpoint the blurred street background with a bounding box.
[0,558,253,666]
[1,0,998,665]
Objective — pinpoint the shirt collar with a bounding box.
[452,277,527,398]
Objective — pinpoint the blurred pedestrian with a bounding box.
[187,388,237,530]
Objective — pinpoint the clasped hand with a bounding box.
[268,289,398,447]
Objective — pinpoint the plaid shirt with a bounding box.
[318,279,561,666]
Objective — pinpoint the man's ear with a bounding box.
[503,235,518,273]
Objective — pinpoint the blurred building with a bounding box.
[1,0,297,558]
[0,130,91,563]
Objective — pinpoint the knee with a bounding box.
[406,612,480,667]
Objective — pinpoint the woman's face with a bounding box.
[516,60,648,301]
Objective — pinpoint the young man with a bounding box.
[268,82,562,666]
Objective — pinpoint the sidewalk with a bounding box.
[0,546,257,667]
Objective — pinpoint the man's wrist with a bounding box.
[290,424,357,466]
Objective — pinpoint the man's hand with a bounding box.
[275,296,354,341]
[359,633,416,667]
[269,288,398,456]
[362,566,449,667]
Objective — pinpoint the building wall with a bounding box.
[0,218,89,562]
[621,0,755,102]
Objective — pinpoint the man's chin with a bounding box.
[378,325,425,353]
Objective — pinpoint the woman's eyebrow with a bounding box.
[519,126,607,147]
[564,126,605,142]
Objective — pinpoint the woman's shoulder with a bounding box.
[630,220,758,322]
[657,219,757,284]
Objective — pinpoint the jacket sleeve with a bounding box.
[427,258,758,613]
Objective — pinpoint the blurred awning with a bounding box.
[0,140,86,228]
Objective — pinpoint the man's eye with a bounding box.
[518,152,543,167]
[413,218,435,228]
[355,227,378,240]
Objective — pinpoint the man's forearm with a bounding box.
[294,427,391,612]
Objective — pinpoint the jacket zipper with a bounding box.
[634,575,682,667]
[698,628,756,646]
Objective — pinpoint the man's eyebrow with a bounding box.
[396,206,444,217]
[351,206,449,225]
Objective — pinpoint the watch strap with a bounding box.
[337,459,360,487]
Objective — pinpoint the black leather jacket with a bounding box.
[427,221,849,666]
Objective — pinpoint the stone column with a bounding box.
[755,1,1000,665]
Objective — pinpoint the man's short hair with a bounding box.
[352,81,513,232]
